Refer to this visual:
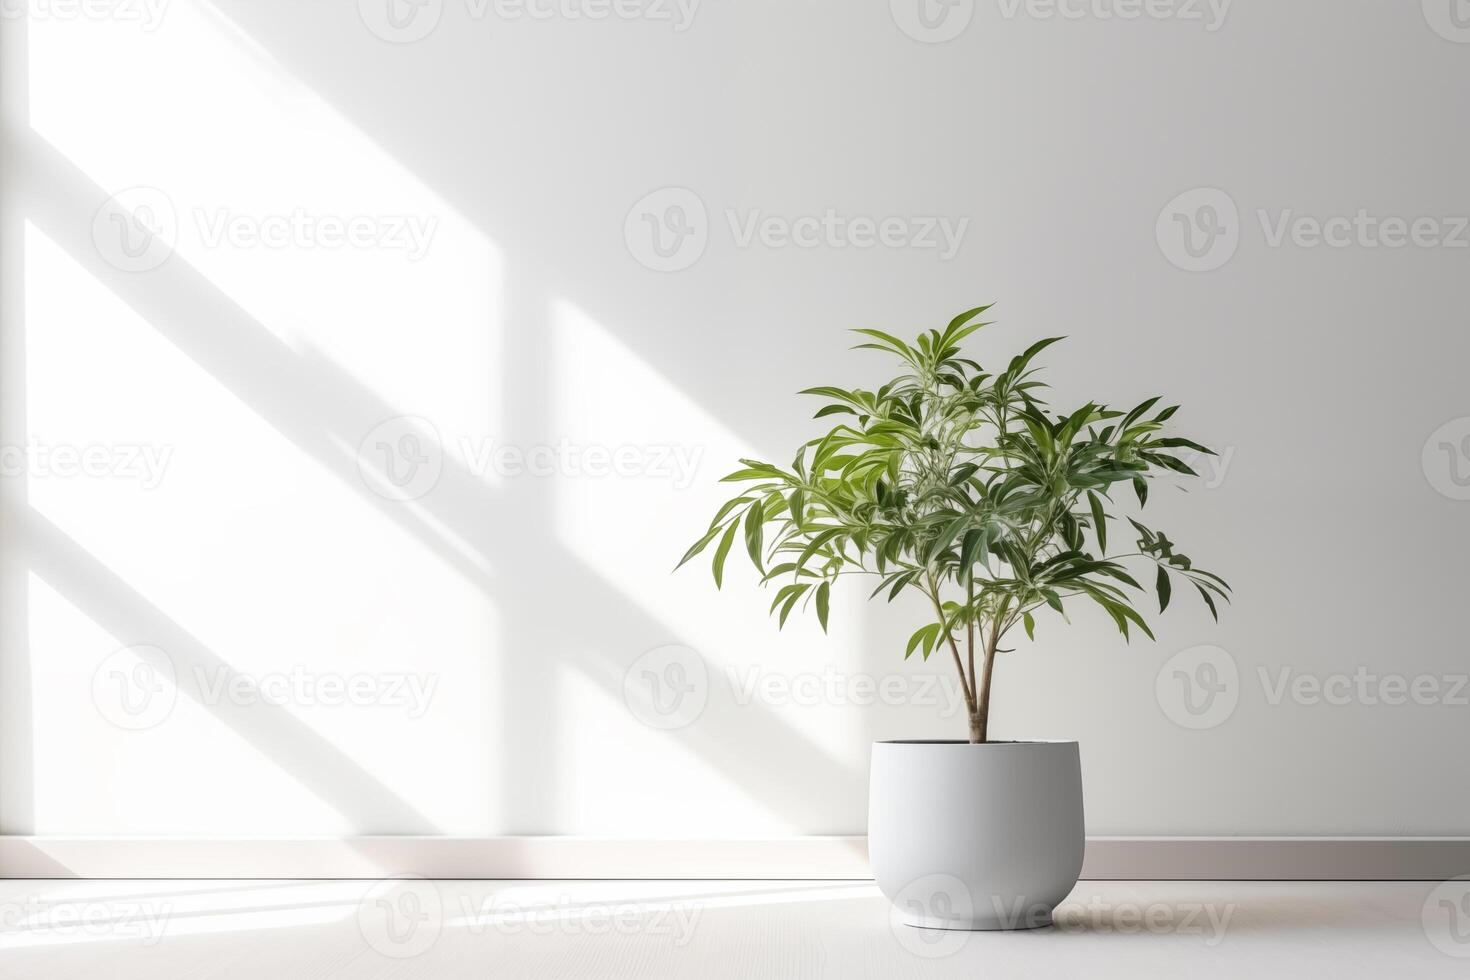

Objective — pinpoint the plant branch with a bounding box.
[926,571,974,709]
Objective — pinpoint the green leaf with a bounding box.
[760,562,800,583]
[1006,336,1066,378]
[676,523,722,570]
[1113,601,1156,641]
[888,570,917,601]
[705,495,755,531]
[1195,582,1219,621]
[1120,396,1161,430]
[777,589,804,628]
[1156,565,1172,613]
[815,581,831,633]
[905,623,939,660]
[1087,491,1107,555]
[1133,477,1149,507]
[797,528,844,570]
[769,582,810,615]
[925,516,969,563]
[946,304,993,334]
[711,521,739,589]
[958,527,989,578]
[850,328,912,357]
[743,500,765,572]
[1023,611,1036,641]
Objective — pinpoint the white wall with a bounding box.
[1,0,1467,838]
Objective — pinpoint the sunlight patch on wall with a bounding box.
[16,223,498,833]
[550,299,869,807]
[24,572,345,834]
[553,663,793,835]
[25,3,501,444]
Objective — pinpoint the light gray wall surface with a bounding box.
[1,0,1467,837]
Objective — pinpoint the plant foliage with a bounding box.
[677,306,1230,740]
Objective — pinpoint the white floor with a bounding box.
[0,878,1465,978]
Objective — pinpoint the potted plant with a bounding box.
[678,305,1230,930]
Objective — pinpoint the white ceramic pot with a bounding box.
[868,740,1084,931]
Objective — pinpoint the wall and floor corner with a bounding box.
[1,2,1468,880]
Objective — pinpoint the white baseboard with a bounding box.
[1,836,1467,880]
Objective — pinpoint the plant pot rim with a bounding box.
[874,739,1078,746]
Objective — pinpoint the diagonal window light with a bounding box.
[13,213,497,834]
[550,300,866,836]
[26,3,502,440]
[22,571,347,834]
